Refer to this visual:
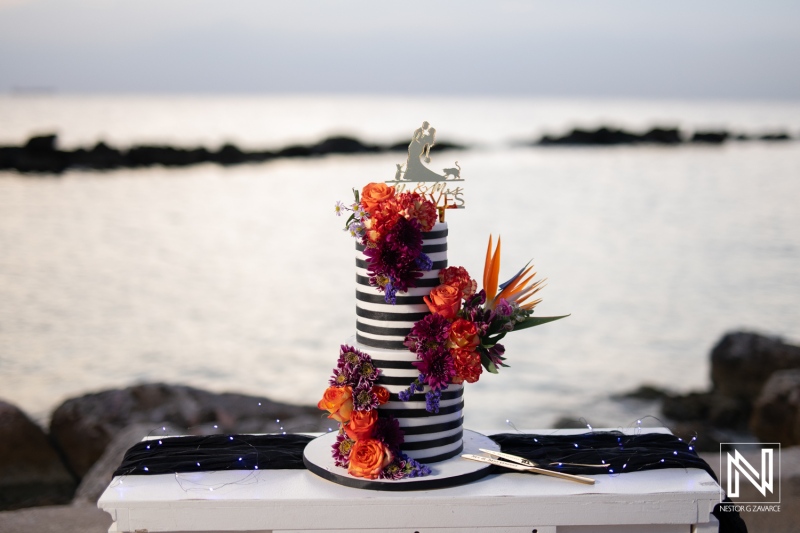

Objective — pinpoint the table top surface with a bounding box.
[98,428,722,531]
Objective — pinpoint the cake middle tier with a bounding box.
[356,341,465,463]
[355,221,448,350]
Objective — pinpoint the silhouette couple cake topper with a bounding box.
[390,121,465,211]
[394,121,463,183]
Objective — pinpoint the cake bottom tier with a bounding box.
[356,340,464,463]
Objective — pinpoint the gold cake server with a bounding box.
[479,448,610,470]
[462,452,596,485]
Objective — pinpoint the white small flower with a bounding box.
[334,201,346,216]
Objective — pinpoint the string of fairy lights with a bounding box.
[106,404,703,494]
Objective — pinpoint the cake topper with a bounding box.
[387,121,465,218]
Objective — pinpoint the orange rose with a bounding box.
[448,318,479,350]
[347,439,393,479]
[344,409,378,441]
[361,183,396,213]
[424,284,462,320]
[317,386,353,423]
[372,386,390,405]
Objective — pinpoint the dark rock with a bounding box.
[760,132,791,141]
[24,134,58,152]
[661,391,751,429]
[0,147,23,170]
[0,400,76,510]
[539,127,638,145]
[640,127,682,144]
[668,421,749,452]
[248,150,276,162]
[72,423,153,505]
[387,139,465,152]
[538,126,682,146]
[49,383,326,478]
[76,142,126,170]
[8,134,70,174]
[750,369,800,445]
[690,131,729,143]
[662,391,713,421]
[311,136,381,155]
[551,416,596,429]
[613,384,672,401]
[213,144,247,165]
[127,146,212,167]
[275,144,314,158]
[654,331,800,441]
[711,331,800,402]
[3,133,442,174]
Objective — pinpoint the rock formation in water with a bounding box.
[0,134,466,175]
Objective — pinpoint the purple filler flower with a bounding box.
[352,384,379,411]
[495,298,513,317]
[376,416,405,451]
[415,352,455,392]
[402,454,432,478]
[364,217,424,294]
[425,389,442,413]
[404,313,451,355]
[398,373,425,402]
[334,345,379,388]
[380,461,407,480]
[384,282,397,305]
[332,433,354,467]
[414,252,433,271]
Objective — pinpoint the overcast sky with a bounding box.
[0,0,798,99]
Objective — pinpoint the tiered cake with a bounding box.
[313,122,565,484]
[355,221,464,463]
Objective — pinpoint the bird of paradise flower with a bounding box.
[478,235,569,373]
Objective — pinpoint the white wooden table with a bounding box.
[97,429,721,533]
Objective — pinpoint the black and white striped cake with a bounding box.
[354,221,464,463]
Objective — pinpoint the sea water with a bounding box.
[1,94,799,431]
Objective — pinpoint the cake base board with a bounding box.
[303,429,499,491]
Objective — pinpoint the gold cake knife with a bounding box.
[462,453,596,485]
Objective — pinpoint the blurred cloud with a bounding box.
[0,0,798,98]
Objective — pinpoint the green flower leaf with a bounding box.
[485,331,508,345]
[480,351,499,374]
[512,314,570,331]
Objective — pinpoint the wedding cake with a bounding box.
[316,122,565,481]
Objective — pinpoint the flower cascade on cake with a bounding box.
[337,182,438,304]
[318,344,431,480]
[401,236,568,412]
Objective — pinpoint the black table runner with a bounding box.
[112,431,745,532]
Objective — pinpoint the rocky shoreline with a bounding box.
[610,331,800,452]
[0,134,465,175]
[0,384,330,511]
[536,126,795,145]
[1,125,796,175]
[1,330,798,517]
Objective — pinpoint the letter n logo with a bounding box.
[728,449,772,497]
[722,443,780,503]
